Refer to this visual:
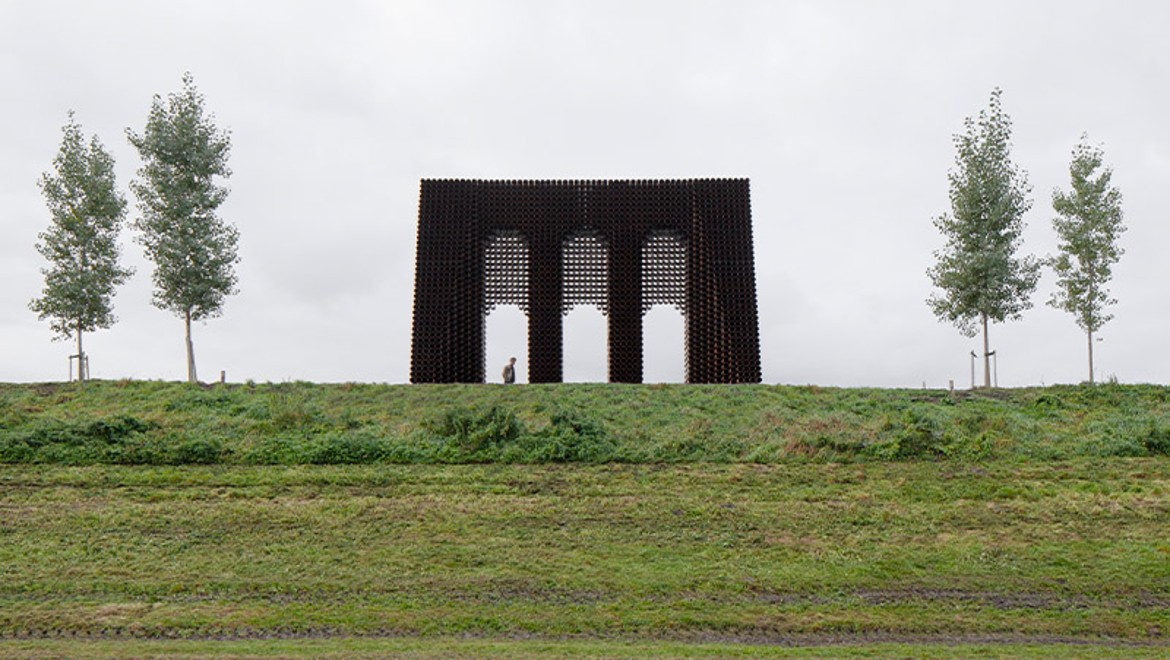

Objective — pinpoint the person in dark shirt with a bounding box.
[502,356,517,384]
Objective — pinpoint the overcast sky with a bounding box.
[2,0,1167,386]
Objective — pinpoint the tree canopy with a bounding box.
[128,73,238,382]
[1048,136,1125,383]
[927,88,1040,387]
[30,111,133,379]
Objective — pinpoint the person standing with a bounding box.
[502,356,517,384]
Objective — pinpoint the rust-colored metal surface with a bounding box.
[410,179,760,383]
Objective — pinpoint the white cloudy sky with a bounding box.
[1,0,1167,386]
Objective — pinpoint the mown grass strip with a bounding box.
[1,463,1167,645]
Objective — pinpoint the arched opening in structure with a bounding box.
[562,229,609,382]
[642,231,687,383]
[643,306,685,383]
[485,306,528,384]
[484,231,529,383]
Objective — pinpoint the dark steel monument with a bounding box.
[409,179,761,383]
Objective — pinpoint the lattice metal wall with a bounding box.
[485,231,529,313]
[642,231,686,312]
[409,179,761,384]
[562,230,608,313]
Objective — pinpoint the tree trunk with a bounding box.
[981,312,991,389]
[76,322,85,384]
[1087,328,1095,385]
[185,309,198,383]
[1087,264,1096,385]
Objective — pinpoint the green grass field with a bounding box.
[3,380,1170,464]
[1,382,1169,657]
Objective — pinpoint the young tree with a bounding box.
[1048,136,1125,384]
[127,73,238,383]
[927,88,1040,388]
[30,112,133,382]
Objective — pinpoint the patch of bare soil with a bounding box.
[2,628,1167,648]
[854,588,1170,610]
[744,587,1170,610]
[2,588,1166,646]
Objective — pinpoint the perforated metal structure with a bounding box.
[410,179,761,384]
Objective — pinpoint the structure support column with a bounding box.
[528,234,563,383]
[608,231,643,383]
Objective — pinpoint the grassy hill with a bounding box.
[1,381,1169,657]
[2,380,1170,465]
